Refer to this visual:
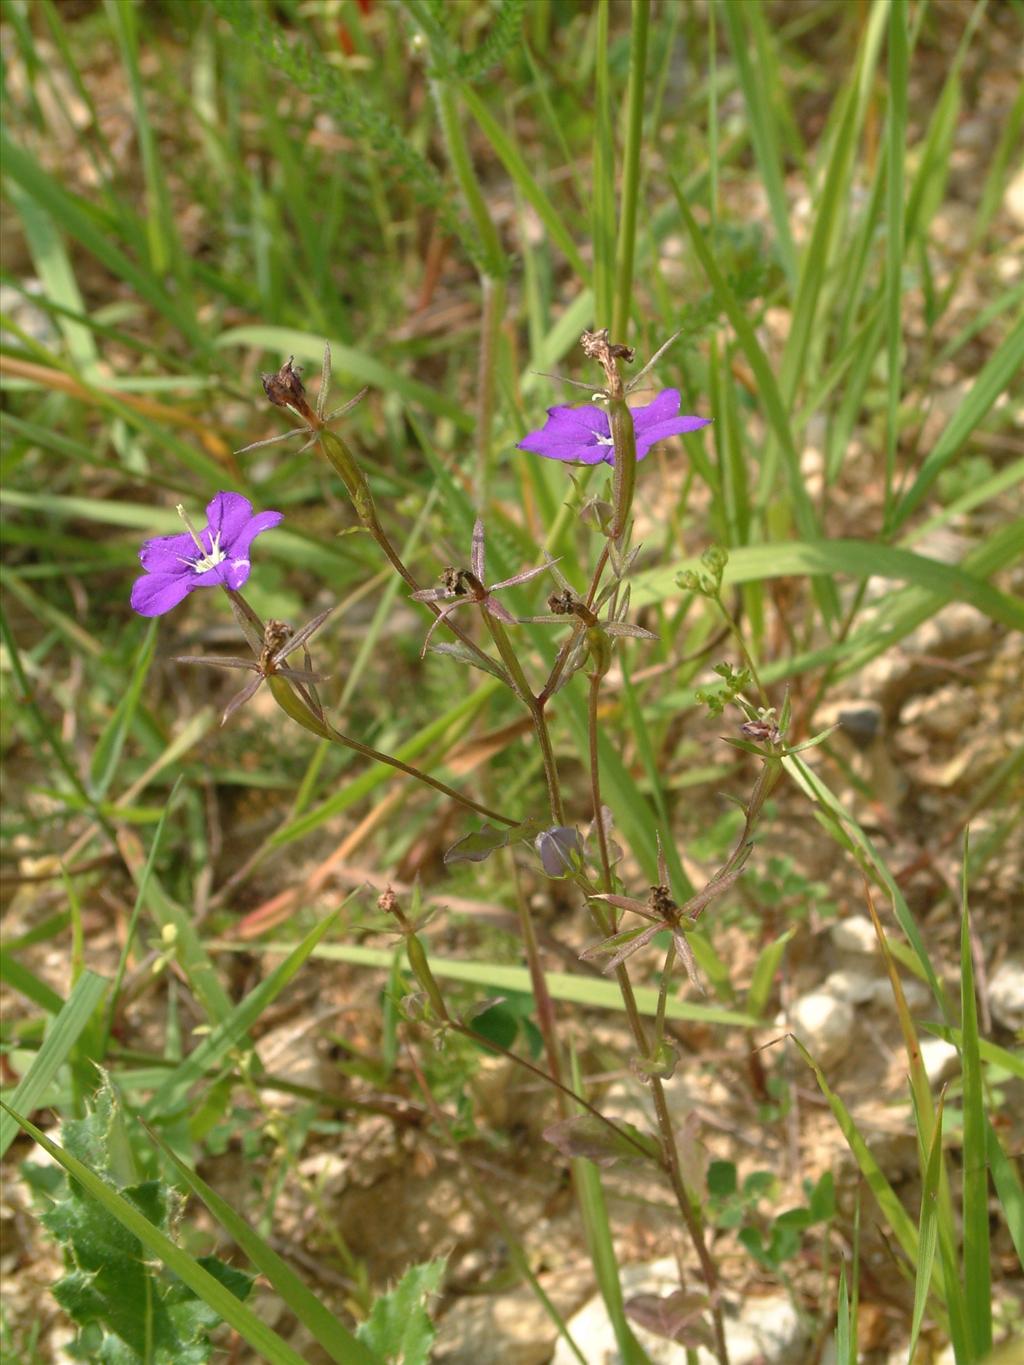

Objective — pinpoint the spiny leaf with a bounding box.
[355,1258,446,1365]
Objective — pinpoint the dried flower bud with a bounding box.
[739,717,782,745]
[535,826,583,878]
[260,619,293,669]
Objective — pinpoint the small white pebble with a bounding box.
[920,1037,959,1086]
[989,960,1024,1033]
[830,915,878,956]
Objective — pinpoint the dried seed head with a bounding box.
[548,588,577,615]
[261,357,317,423]
[261,619,293,669]
[648,885,676,917]
[441,566,467,597]
[378,885,399,916]
[580,328,635,365]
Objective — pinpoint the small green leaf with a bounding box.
[356,1258,447,1365]
[707,1160,738,1198]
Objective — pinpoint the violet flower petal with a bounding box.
[204,493,283,556]
[138,531,199,573]
[630,388,682,431]
[632,390,712,460]
[205,491,258,543]
[130,572,196,617]
[517,403,614,465]
[518,389,710,467]
[130,491,283,618]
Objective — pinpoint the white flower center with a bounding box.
[186,532,227,575]
[593,430,615,446]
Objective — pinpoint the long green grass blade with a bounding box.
[0,971,108,1159]
[907,1088,943,1361]
[211,940,757,1028]
[568,1045,651,1365]
[986,1118,1024,1272]
[721,0,796,286]
[894,315,1024,525]
[143,909,341,1116]
[959,874,992,1359]
[152,1133,380,1365]
[633,539,1024,630]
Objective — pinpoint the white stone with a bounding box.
[552,1263,806,1365]
[989,959,1024,1032]
[1005,164,1024,230]
[785,993,855,1068]
[824,968,880,1005]
[823,969,931,1015]
[920,1037,960,1087]
[830,916,878,956]
[695,1295,805,1365]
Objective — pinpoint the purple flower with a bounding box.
[517,389,710,467]
[130,492,283,617]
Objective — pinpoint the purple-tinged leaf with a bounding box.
[542,1114,660,1167]
[444,816,546,865]
[624,1291,713,1348]
[428,642,511,686]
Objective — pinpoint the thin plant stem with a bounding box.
[316,428,497,672]
[649,1076,730,1365]
[403,1039,589,1365]
[509,853,568,1101]
[588,672,614,891]
[483,613,565,825]
[537,621,583,708]
[713,588,771,707]
[264,672,516,827]
[611,0,650,341]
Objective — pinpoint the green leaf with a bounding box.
[707,1160,737,1198]
[5,1091,309,1363]
[542,1114,661,1168]
[745,927,796,1020]
[444,816,545,865]
[356,1258,447,1365]
[14,1082,253,1365]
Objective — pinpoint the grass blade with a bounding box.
[0,971,108,1160]
[151,1132,380,1365]
[959,851,992,1359]
[142,908,342,1117]
[211,939,758,1028]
